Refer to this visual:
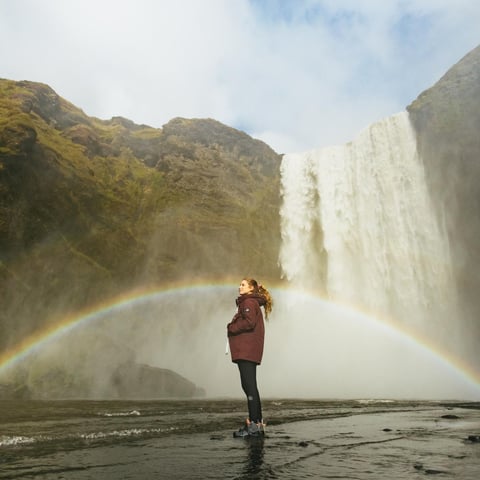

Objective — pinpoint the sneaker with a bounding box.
[247,421,261,436]
[233,424,250,438]
[256,421,266,435]
[233,420,266,438]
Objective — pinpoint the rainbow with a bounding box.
[0,279,233,375]
[1,281,479,394]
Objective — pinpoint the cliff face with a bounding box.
[407,45,480,334]
[0,79,282,351]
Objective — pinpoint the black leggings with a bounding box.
[237,360,262,423]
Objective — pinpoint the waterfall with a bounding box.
[279,111,457,336]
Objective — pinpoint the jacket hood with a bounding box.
[236,293,266,307]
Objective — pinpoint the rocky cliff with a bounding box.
[407,45,480,339]
[0,79,282,355]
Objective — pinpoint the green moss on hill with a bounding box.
[0,79,282,349]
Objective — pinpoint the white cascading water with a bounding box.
[279,111,457,339]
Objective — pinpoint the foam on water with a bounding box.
[0,435,36,447]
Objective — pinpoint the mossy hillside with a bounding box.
[0,78,282,350]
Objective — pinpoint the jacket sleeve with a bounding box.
[227,299,258,336]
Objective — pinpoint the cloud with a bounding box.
[1,0,479,153]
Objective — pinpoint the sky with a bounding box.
[1,0,479,154]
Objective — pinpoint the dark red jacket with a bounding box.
[227,293,266,365]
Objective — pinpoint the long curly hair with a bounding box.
[244,277,273,319]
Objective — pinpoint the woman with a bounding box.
[227,278,273,437]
